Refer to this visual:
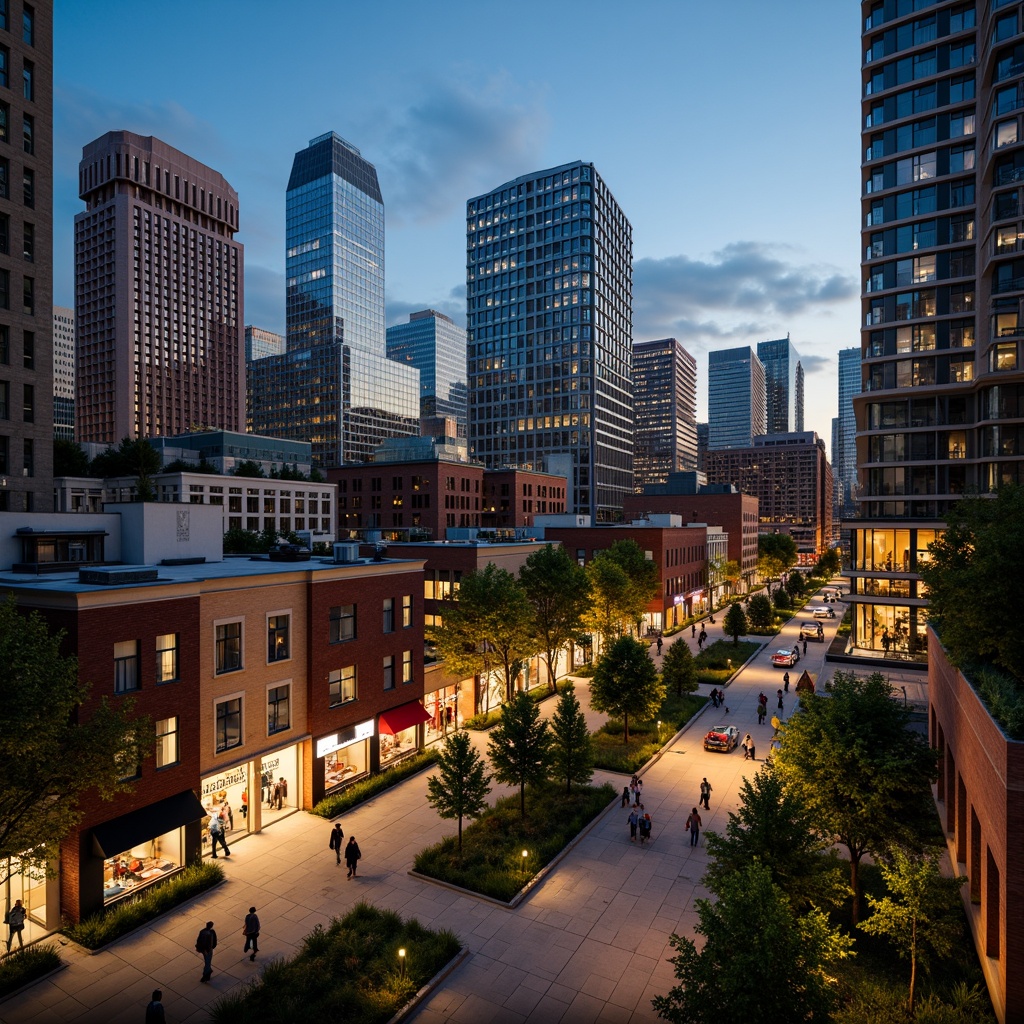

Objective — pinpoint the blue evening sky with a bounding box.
[54,0,861,451]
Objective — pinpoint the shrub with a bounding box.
[63,862,223,949]
[0,943,62,998]
[774,588,791,610]
[972,665,1024,740]
[311,749,440,818]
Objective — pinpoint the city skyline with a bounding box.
[52,1,860,455]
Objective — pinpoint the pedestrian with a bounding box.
[223,800,234,832]
[748,736,757,761]
[329,822,344,864]
[699,777,712,810]
[691,623,696,638]
[243,906,260,961]
[635,778,644,805]
[145,989,166,1024]
[802,638,808,656]
[4,899,25,951]
[627,807,639,842]
[742,733,753,760]
[710,688,718,709]
[639,811,652,845]
[656,636,663,655]
[345,836,361,878]
[195,920,217,982]
[794,646,801,664]
[757,703,766,725]
[240,788,249,821]
[778,690,784,711]
[783,671,790,693]
[207,812,230,858]
[685,807,702,847]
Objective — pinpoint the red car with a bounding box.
[703,724,740,752]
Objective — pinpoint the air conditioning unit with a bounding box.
[333,542,361,564]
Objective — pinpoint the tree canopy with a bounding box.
[233,460,266,478]
[723,602,748,644]
[53,438,90,476]
[89,437,162,499]
[746,593,774,630]
[660,639,698,697]
[487,692,552,817]
[549,683,594,793]
[425,730,491,855]
[589,635,665,742]
[583,540,659,644]
[759,532,798,568]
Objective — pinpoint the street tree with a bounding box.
[703,764,848,914]
[859,849,967,1017]
[549,683,594,793]
[774,671,938,925]
[0,599,152,889]
[233,459,266,478]
[746,593,774,630]
[814,547,842,577]
[519,544,590,692]
[785,570,805,599]
[759,532,798,570]
[584,540,659,643]
[756,553,788,598]
[89,437,162,500]
[773,587,791,610]
[709,556,742,600]
[425,730,491,857]
[590,636,665,743]
[652,862,852,1024]
[54,437,90,476]
[660,639,698,697]
[487,691,552,818]
[723,602,748,644]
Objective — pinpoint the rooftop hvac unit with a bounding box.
[333,542,361,564]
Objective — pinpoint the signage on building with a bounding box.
[316,719,375,758]
[202,765,247,796]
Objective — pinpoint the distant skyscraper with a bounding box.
[75,132,243,444]
[632,338,697,488]
[53,307,75,442]
[245,325,285,362]
[387,309,468,436]
[248,132,418,467]
[696,422,709,471]
[707,346,766,449]
[757,336,804,434]
[836,346,860,517]
[467,161,633,520]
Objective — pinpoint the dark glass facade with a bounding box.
[757,336,804,434]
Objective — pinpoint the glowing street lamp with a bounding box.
[398,947,406,979]
[521,849,529,876]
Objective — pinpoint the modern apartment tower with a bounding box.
[53,306,74,442]
[757,335,804,434]
[835,346,861,517]
[0,1,53,510]
[248,133,418,467]
[74,132,243,444]
[632,337,698,488]
[707,346,766,449]
[386,309,468,435]
[244,325,284,362]
[466,161,634,520]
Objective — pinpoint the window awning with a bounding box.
[378,701,431,736]
[91,790,206,858]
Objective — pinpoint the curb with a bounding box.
[385,946,472,1024]
[0,959,68,1006]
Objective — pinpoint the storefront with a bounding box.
[3,853,60,943]
[201,761,250,852]
[258,743,301,826]
[317,719,375,794]
[424,683,461,745]
[379,701,431,765]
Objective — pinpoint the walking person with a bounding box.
[757,702,766,725]
[783,671,790,693]
[345,836,362,878]
[207,811,230,858]
[747,735,757,761]
[621,785,630,808]
[685,807,702,847]
[145,989,166,1024]
[639,811,653,845]
[699,777,712,810]
[777,690,784,712]
[329,822,344,865]
[627,807,639,843]
[195,920,217,982]
[4,899,26,951]
[656,635,663,656]
[802,637,808,657]
[742,733,753,761]
[634,777,644,805]
[691,623,696,638]
[242,906,260,961]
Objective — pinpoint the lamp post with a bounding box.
[398,947,406,979]
[521,849,528,877]
[656,720,662,742]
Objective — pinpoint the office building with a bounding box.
[835,346,860,517]
[248,133,419,468]
[245,325,285,362]
[757,336,804,434]
[632,338,698,488]
[707,346,766,449]
[466,161,633,520]
[696,422,709,470]
[0,2,53,511]
[387,309,468,435]
[74,132,243,444]
[53,306,74,442]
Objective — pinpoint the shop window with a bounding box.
[383,654,395,690]
[383,598,394,633]
[402,650,413,684]
[114,640,139,694]
[155,633,179,683]
[402,594,413,627]
[267,614,290,662]
[215,696,242,753]
[329,603,355,643]
[104,827,181,904]
[267,684,290,735]
[328,666,356,707]
[155,716,179,768]
[215,620,242,674]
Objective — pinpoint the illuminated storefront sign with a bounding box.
[316,719,375,758]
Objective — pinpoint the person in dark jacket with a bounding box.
[145,990,166,1024]
[345,836,362,878]
[329,822,344,865]
[196,920,217,982]
[243,906,260,961]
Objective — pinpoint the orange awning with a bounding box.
[378,701,431,735]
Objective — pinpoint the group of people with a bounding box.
[262,773,289,811]
[626,805,653,844]
[709,688,727,710]
[328,821,362,878]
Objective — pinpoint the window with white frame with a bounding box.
[155,633,179,683]
[215,620,242,674]
[328,666,356,707]
[114,640,139,693]
[268,684,290,734]
[267,613,290,663]
[215,696,242,753]
[155,716,179,768]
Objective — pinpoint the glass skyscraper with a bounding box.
[466,161,633,520]
[707,346,766,449]
[835,346,861,517]
[757,336,804,434]
[249,133,418,467]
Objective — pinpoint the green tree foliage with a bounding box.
[723,602,748,644]
[708,555,742,599]
[260,522,281,551]
[589,635,665,743]
[814,547,842,577]
[652,862,852,1024]
[233,460,266,478]
[487,692,552,818]
[703,764,848,914]
[53,438,90,476]
[584,540,659,644]
[425,730,491,855]
[774,671,939,925]
[163,458,218,474]
[785,570,806,599]
[549,683,594,793]
[519,544,589,692]
[269,464,309,481]
[859,850,968,1017]
[746,593,774,630]
[0,599,151,888]
[773,587,791,610]
[919,485,1024,683]
[223,527,264,554]
[661,639,698,697]
[89,437,162,499]
[759,532,799,569]
[757,554,788,597]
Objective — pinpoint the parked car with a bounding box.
[703,724,740,753]
[267,543,311,562]
[812,606,835,619]
[771,648,798,667]
[799,621,825,642]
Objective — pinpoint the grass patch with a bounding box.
[0,943,62,998]
[209,902,460,1024]
[63,862,223,950]
[695,639,761,683]
[311,749,440,818]
[414,782,615,902]
[463,680,573,730]
[592,691,707,773]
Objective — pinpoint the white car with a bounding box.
[771,648,798,667]
[812,606,833,618]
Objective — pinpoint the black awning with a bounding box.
[91,790,206,858]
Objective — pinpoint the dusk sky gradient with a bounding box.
[54,1,862,454]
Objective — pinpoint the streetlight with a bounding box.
[398,947,406,979]
[521,849,529,876]
[656,720,662,742]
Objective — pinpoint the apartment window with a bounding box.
[155,716,179,768]
[401,594,413,628]
[21,275,32,314]
[0,269,9,310]
[383,654,395,690]
[21,382,31,422]
[0,102,8,145]
[383,597,394,633]
[402,650,413,685]
[267,684,290,735]
[267,614,290,662]
[22,167,32,207]
[21,4,32,45]
[155,633,179,683]
[0,157,7,199]
[329,603,355,643]
[21,59,31,101]
[0,4,6,31]
[21,114,31,154]
[215,697,242,753]
[328,665,356,707]
[0,46,8,88]
[21,436,30,476]
[996,121,1018,150]
[114,640,140,694]
[992,342,1018,371]
[0,326,8,363]
[22,222,31,261]
[215,620,242,674]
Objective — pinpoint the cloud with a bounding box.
[387,283,466,331]
[243,265,286,334]
[798,353,833,375]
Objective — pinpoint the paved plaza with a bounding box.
[1,583,916,1024]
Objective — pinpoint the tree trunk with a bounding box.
[623,712,630,743]
[546,651,557,693]
[908,916,917,1016]
[520,781,526,819]
[849,852,862,926]
[457,815,463,855]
